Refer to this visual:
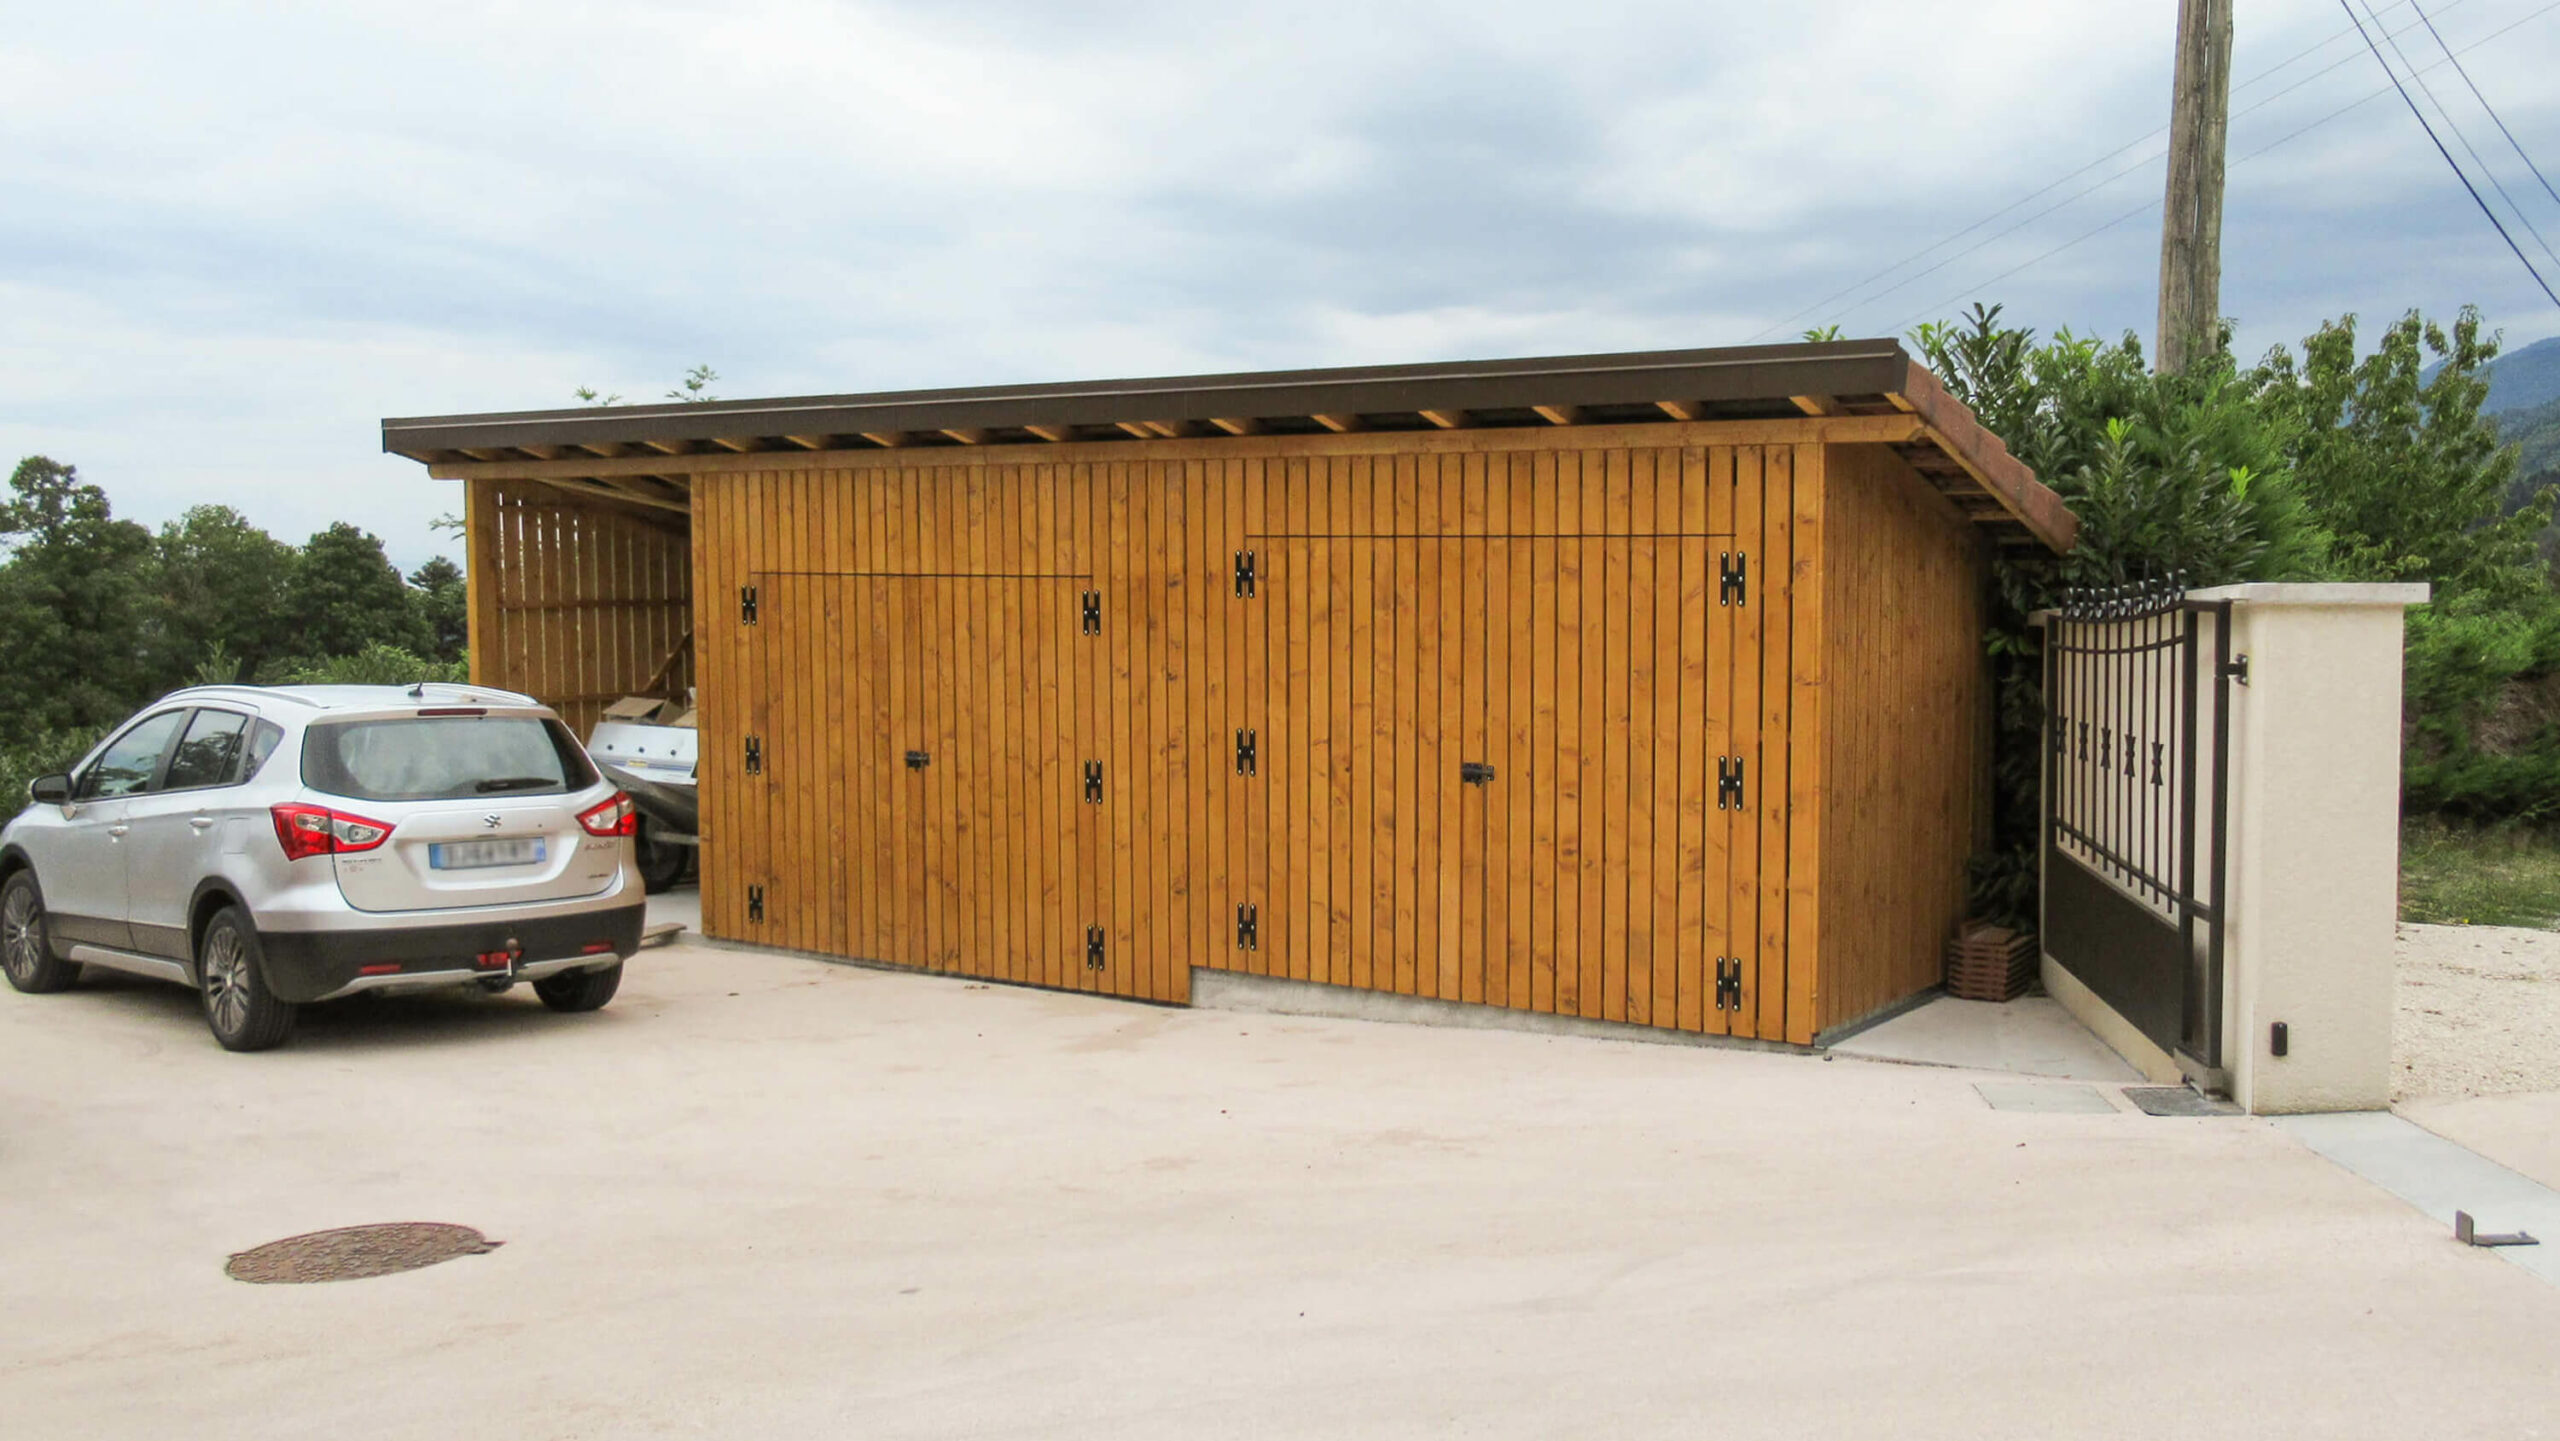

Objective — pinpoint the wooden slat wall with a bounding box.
[626,423,1998,1039]
[1812,443,1989,1033]
[465,479,695,737]
[692,464,1164,998]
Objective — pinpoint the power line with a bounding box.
[2361,0,2560,269]
[2225,0,2560,163]
[1876,0,2560,335]
[1742,0,2482,342]
[2339,0,2560,305]
[2410,0,2560,207]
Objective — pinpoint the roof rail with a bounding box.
[161,684,320,709]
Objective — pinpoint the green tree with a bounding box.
[573,363,720,408]
[2254,307,2545,601]
[667,364,719,403]
[0,457,156,737]
[1906,307,2328,922]
[277,642,465,686]
[408,555,468,662]
[146,504,300,685]
[1912,304,2323,586]
[282,522,432,662]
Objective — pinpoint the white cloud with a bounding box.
[5,0,2558,568]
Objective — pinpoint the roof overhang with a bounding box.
[385,339,2075,552]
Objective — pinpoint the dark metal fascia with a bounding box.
[380,340,1912,457]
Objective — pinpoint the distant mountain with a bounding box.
[2506,395,2560,487]
[2476,335,2560,415]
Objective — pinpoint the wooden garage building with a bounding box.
[386,340,2075,1045]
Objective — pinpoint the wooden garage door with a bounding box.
[736,572,1126,994]
[1244,527,1780,1037]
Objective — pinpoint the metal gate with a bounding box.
[2041,580,2235,1070]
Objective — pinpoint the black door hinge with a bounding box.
[1715,956,1744,1011]
[1235,903,1259,951]
[1080,590,1102,635]
[1715,756,1745,810]
[1232,549,1258,598]
[1083,760,1105,804]
[740,584,759,624]
[747,884,765,923]
[1719,552,1747,607]
[1235,729,1258,776]
[744,735,763,775]
[1085,925,1106,971]
[2222,653,2250,686]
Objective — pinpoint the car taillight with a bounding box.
[577,793,637,838]
[270,802,394,861]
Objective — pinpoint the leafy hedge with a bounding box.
[1906,303,2550,925]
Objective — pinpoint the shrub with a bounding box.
[273,643,467,687]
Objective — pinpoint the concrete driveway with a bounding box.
[5,930,2557,1440]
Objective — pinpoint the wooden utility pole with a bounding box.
[2157,0,2234,374]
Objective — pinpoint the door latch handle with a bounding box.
[905,750,931,770]
[189,816,216,830]
[108,824,130,838]
[1459,762,1496,785]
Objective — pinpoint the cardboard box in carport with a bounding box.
[602,695,671,726]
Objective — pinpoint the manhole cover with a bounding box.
[225,1223,501,1285]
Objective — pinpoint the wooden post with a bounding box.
[463,478,500,686]
[2156,0,2233,375]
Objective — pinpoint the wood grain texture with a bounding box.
[615,429,1999,1035]
[1812,442,1989,1033]
[467,481,694,735]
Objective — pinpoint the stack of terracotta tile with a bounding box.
[1944,923,2036,1003]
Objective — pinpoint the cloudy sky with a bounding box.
[7,0,2560,569]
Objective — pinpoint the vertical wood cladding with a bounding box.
[464,479,694,737]
[1814,443,1990,1032]
[464,427,2009,1039]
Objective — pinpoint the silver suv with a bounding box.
[0,684,645,1051]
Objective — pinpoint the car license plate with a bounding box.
[429,838,547,870]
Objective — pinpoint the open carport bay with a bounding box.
[4,936,2556,1440]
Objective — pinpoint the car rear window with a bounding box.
[299,715,599,804]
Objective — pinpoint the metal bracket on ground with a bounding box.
[2455,1211,2540,1248]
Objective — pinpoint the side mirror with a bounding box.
[29,774,71,806]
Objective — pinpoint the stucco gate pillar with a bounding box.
[2200,583,2428,1113]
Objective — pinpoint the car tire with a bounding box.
[197,906,297,1052]
[634,818,688,894]
[1,871,77,994]
[534,961,622,1013]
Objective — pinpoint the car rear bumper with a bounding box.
[257,904,647,1004]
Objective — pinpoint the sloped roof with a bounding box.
[385,338,2074,552]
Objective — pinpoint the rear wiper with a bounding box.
[473,776,559,793]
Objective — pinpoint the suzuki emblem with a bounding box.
[482,814,503,829]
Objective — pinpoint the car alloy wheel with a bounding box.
[201,925,252,1035]
[0,873,75,994]
[2,883,41,983]
[195,906,295,1051]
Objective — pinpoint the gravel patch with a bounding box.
[2396,922,2560,1101]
